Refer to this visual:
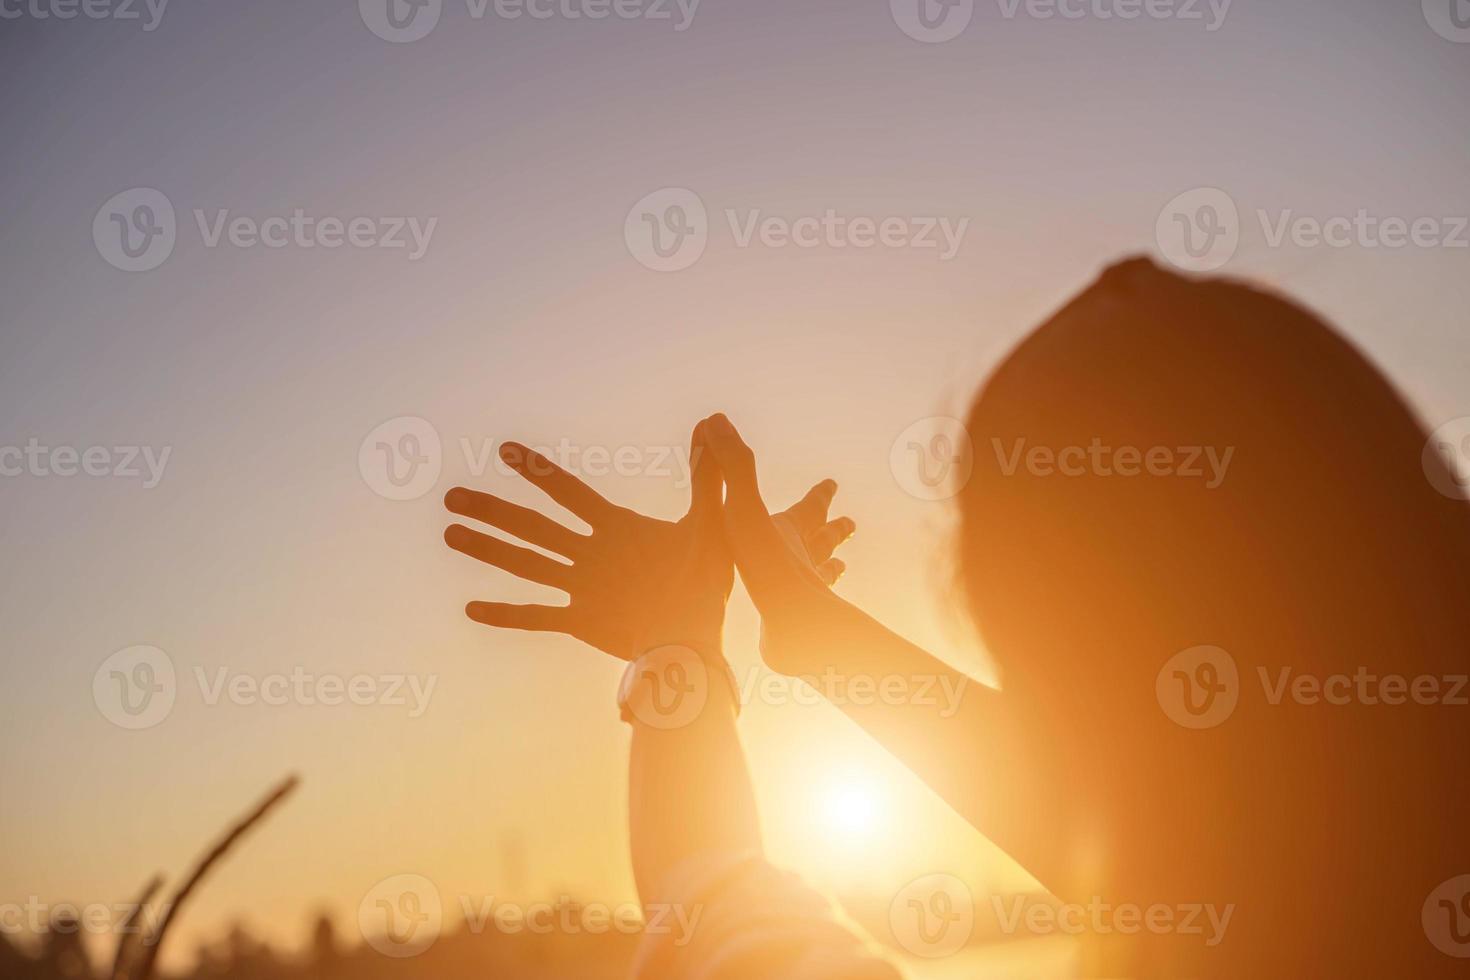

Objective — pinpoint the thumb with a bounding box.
[702,414,809,606]
[705,417,764,514]
[703,414,764,520]
[686,419,722,524]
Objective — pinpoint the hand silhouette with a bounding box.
[699,414,858,674]
[443,420,851,661]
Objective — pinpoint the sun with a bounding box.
[820,777,884,838]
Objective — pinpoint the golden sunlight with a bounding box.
[817,774,886,840]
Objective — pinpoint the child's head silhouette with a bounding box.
[959,256,1470,707]
[955,257,1470,975]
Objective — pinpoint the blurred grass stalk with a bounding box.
[113,775,300,980]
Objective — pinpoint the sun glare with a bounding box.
[820,778,884,838]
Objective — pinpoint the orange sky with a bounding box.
[1,0,1468,972]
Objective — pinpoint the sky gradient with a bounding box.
[2,0,1468,971]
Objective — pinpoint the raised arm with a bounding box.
[620,423,763,901]
[442,422,847,901]
[699,413,1074,892]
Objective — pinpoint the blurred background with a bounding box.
[1,0,1466,975]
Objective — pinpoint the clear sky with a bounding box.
[1,0,1467,970]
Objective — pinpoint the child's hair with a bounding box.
[958,256,1470,698]
[953,257,1470,975]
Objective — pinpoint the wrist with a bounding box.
[618,642,739,729]
[631,626,724,663]
[633,598,726,662]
